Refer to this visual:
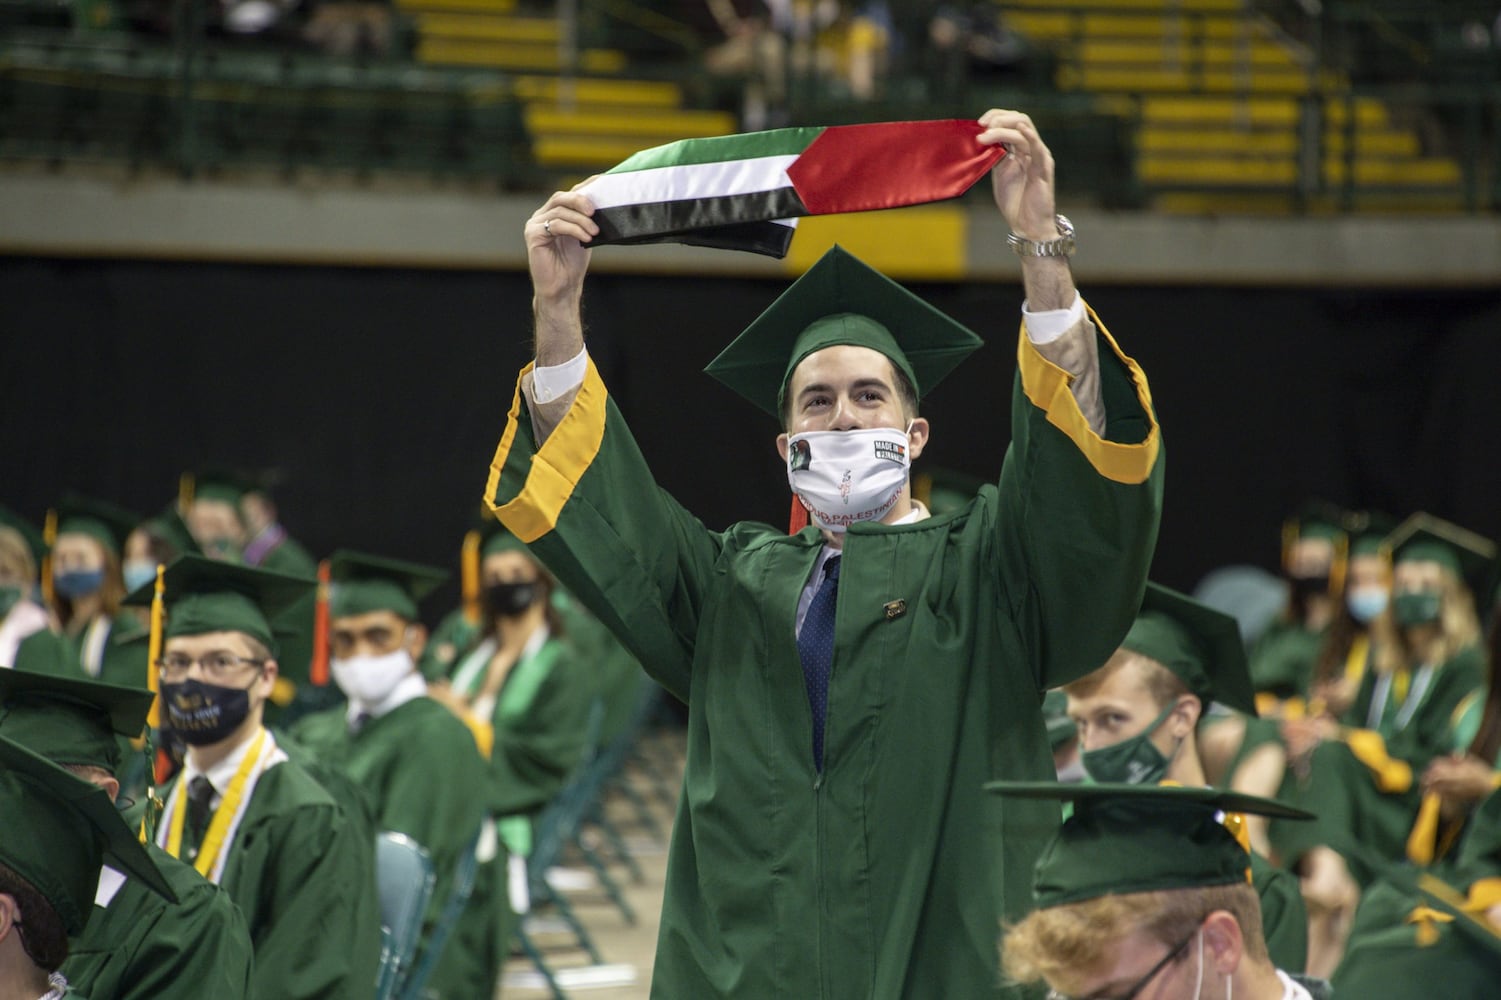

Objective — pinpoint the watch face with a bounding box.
[1054,214,1074,238]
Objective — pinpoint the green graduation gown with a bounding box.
[1275,644,1486,876]
[63,844,255,1000]
[289,693,490,998]
[1251,850,1308,973]
[483,319,1164,998]
[158,744,383,1000]
[13,612,149,688]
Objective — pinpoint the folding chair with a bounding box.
[374,831,435,1000]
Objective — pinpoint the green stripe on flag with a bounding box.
[606,127,825,174]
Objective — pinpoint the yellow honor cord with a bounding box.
[40,508,57,607]
[165,729,268,878]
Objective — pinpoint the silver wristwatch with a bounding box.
[1006,214,1075,258]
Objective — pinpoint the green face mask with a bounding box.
[1392,590,1442,627]
[1082,701,1180,786]
[0,586,20,618]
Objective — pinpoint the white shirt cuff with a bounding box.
[1022,293,1085,345]
[531,347,588,402]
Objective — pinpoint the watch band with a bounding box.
[1007,214,1075,258]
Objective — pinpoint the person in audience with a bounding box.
[0,734,178,1000]
[0,669,255,999]
[1273,513,1490,976]
[1063,582,1308,971]
[15,495,149,687]
[289,550,490,998]
[0,507,49,668]
[996,783,1329,1000]
[428,525,599,999]
[133,554,382,1000]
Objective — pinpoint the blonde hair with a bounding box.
[1063,649,1189,711]
[0,526,37,586]
[1371,567,1480,676]
[1002,883,1266,994]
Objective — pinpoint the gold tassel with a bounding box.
[1406,792,1443,865]
[177,471,195,511]
[40,508,57,608]
[146,564,165,729]
[461,529,482,626]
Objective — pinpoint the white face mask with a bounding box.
[786,425,912,533]
[332,648,414,709]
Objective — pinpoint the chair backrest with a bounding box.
[374,831,435,1000]
[396,822,485,1000]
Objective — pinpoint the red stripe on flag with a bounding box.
[786,119,1004,215]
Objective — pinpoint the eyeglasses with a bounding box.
[1046,923,1199,1000]
[156,653,266,681]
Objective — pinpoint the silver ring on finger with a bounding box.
[544,219,552,235]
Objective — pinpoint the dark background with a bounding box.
[5,254,1500,622]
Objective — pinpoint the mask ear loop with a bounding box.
[1194,926,1206,1000]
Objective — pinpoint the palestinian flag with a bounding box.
[576,119,1006,259]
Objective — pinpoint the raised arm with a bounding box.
[979,109,1164,691]
[525,190,600,439]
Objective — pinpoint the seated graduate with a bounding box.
[129,555,382,1000]
[0,669,255,1000]
[0,506,49,667]
[15,495,148,687]
[288,550,489,999]
[1061,582,1308,972]
[995,782,1329,1000]
[0,733,176,999]
[1272,514,1490,976]
[426,524,600,999]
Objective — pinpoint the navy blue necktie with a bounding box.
[798,555,841,770]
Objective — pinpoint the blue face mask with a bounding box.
[53,568,105,600]
[1347,586,1389,624]
[122,560,158,596]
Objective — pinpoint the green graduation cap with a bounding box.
[704,245,984,418]
[0,671,154,771]
[188,466,256,507]
[145,503,203,559]
[0,503,47,566]
[123,553,316,655]
[0,734,176,936]
[53,493,140,557]
[328,550,448,621]
[984,782,1312,909]
[1119,582,1258,716]
[1344,510,1398,559]
[481,518,529,559]
[1284,499,1347,546]
[1383,513,1497,592]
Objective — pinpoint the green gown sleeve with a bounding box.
[422,608,480,682]
[63,846,256,1000]
[994,310,1164,689]
[224,762,382,1000]
[1250,850,1308,973]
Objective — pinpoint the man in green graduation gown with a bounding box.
[995,783,1330,999]
[0,670,255,1000]
[288,550,490,999]
[485,110,1164,996]
[0,733,177,999]
[129,555,382,1000]
[1060,582,1309,971]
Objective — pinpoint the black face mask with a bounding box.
[160,677,257,746]
[1289,573,1331,600]
[486,580,539,618]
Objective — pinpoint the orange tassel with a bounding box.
[788,495,809,535]
[310,560,330,686]
[461,530,482,626]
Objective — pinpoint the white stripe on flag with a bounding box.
[579,154,800,210]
